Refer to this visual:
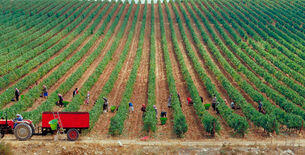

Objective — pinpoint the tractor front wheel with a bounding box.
[14,123,33,141]
[67,129,79,141]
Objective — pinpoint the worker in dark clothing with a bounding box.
[103,97,109,112]
[231,101,235,109]
[177,92,182,107]
[141,104,146,118]
[168,94,172,108]
[200,96,204,103]
[258,101,263,113]
[215,102,220,114]
[160,111,167,118]
[57,94,63,107]
[212,95,217,111]
[153,105,157,119]
[72,88,79,97]
[15,88,20,101]
[42,85,48,98]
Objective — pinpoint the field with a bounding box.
[0,0,305,153]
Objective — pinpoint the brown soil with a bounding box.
[89,4,140,138]
[2,135,305,155]
[161,4,204,140]
[153,4,175,140]
[124,5,149,139]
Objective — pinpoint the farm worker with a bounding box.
[15,88,20,101]
[58,94,64,107]
[73,88,79,97]
[187,97,193,105]
[141,104,146,118]
[231,101,235,109]
[168,94,172,108]
[85,91,90,105]
[200,96,204,103]
[258,101,263,113]
[42,85,48,98]
[212,95,217,111]
[141,104,146,112]
[129,102,134,113]
[160,111,167,118]
[14,114,23,128]
[215,102,220,114]
[177,92,182,107]
[153,105,157,119]
[103,97,109,112]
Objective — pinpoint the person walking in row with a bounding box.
[73,88,79,97]
[153,105,157,119]
[103,97,109,112]
[141,104,146,118]
[177,92,182,108]
[212,95,217,111]
[168,94,172,108]
[85,91,90,105]
[42,85,48,98]
[15,88,20,101]
[129,102,134,113]
[57,94,64,107]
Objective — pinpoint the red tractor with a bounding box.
[0,112,89,141]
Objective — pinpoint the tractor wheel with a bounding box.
[67,129,79,141]
[14,123,33,141]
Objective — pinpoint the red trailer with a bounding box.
[0,112,89,141]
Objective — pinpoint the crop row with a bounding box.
[63,1,131,113]
[175,0,248,136]
[0,2,95,108]
[157,0,188,137]
[224,1,305,71]
[21,1,121,124]
[199,0,304,129]
[204,1,305,109]
[108,1,145,136]
[187,0,278,133]
[0,1,69,52]
[165,1,221,135]
[213,1,305,88]
[0,0,52,37]
[210,0,305,121]
[195,0,304,129]
[0,2,85,71]
[143,1,157,133]
[0,2,110,119]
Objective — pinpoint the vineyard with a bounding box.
[0,0,305,141]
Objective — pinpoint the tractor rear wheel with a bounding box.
[14,123,33,141]
[67,129,79,141]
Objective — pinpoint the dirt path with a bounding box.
[89,4,140,138]
[2,135,305,154]
[124,5,149,139]
[154,4,174,140]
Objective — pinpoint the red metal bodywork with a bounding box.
[0,120,32,129]
[41,112,89,129]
